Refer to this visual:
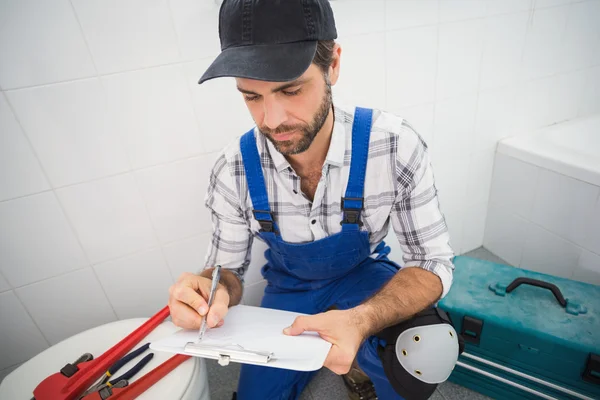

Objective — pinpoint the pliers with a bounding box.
[79,343,154,399]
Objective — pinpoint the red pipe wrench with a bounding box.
[32,306,190,400]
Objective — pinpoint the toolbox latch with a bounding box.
[583,353,600,385]
[461,316,483,345]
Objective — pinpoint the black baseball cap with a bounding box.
[198,0,337,84]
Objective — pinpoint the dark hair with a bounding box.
[312,40,336,74]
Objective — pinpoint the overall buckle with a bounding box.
[252,210,277,233]
[340,197,364,226]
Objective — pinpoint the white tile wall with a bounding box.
[512,75,556,132]
[553,69,590,123]
[466,150,496,206]
[0,0,95,89]
[488,154,539,220]
[537,0,574,7]
[242,280,268,307]
[0,273,9,293]
[135,155,215,244]
[579,66,600,117]
[394,103,435,148]
[432,94,477,161]
[474,85,517,152]
[93,248,173,319]
[530,168,599,245]
[513,70,588,133]
[56,174,157,264]
[559,1,600,73]
[436,19,484,100]
[183,59,255,153]
[0,94,49,201]
[462,201,488,253]
[485,0,531,16]
[479,12,529,91]
[334,33,387,111]
[483,202,530,267]
[573,250,600,286]
[438,0,488,23]
[572,193,600,256]
[0,192,88,287]
[520,6,569,80]
[15,268,116,345]
[162,233,212,279]
[71,0,181,74]
[521,223,582,279]
[6,78,131,188]
[0,291,48,369]
[168,0,221,61]
[386,26,438,109]
[102,65,203,169]
[432,154,470,217]
[443,206,466,256]
[385,0,438,31]
[330,0,385,37]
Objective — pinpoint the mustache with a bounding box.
[260,124,305,136]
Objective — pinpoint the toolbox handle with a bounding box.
[505,277,567,307]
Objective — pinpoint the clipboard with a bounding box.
[149,305,332,371]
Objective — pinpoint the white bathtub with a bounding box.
[498,114,600,187]
[484,114,600,286]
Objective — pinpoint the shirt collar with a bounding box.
[262,106,346,173]
[324,106,346,168]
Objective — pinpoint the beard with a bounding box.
[259,79,333,156]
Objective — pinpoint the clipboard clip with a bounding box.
[184,342,273,366]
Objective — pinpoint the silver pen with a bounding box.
[198,265,221,341]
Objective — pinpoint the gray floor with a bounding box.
[205,246,505,400]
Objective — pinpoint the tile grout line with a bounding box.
[6,228,214,293]
[1,90,110,336]
[129,172,178,284]
[0,150,221,205]
[88,265,120,320]
[2,57,216,93]
[12,289,52,348]
[67,0,100,78]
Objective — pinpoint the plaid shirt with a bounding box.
[204,104,455,297]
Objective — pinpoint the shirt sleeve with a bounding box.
[390,121,455,298]
[203,152,253,282]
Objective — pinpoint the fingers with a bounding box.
[206,284,230,328]
[283,315,323,336]
[169,273,230,330]
[170,282,208,315]
[168,301,203,329]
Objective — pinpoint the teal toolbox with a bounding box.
[438,256,600,400]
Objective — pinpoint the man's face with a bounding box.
[236,64,333,156]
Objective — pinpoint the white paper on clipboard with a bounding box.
[149,305,332,371]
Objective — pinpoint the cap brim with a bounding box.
[198,41,318,84]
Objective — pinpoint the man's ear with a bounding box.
[328,43,342,86]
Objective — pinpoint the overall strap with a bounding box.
[240,128,278,234]
[341,107,373,228]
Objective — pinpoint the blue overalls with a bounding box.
[237,107,404,400]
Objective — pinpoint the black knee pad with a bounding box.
[376,308,464,400]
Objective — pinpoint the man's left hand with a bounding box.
[283,309,368,375]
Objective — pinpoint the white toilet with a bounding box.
[0,318,210,399]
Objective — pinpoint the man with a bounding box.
[168,1,456,399]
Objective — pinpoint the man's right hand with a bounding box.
[168,272,230,330]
